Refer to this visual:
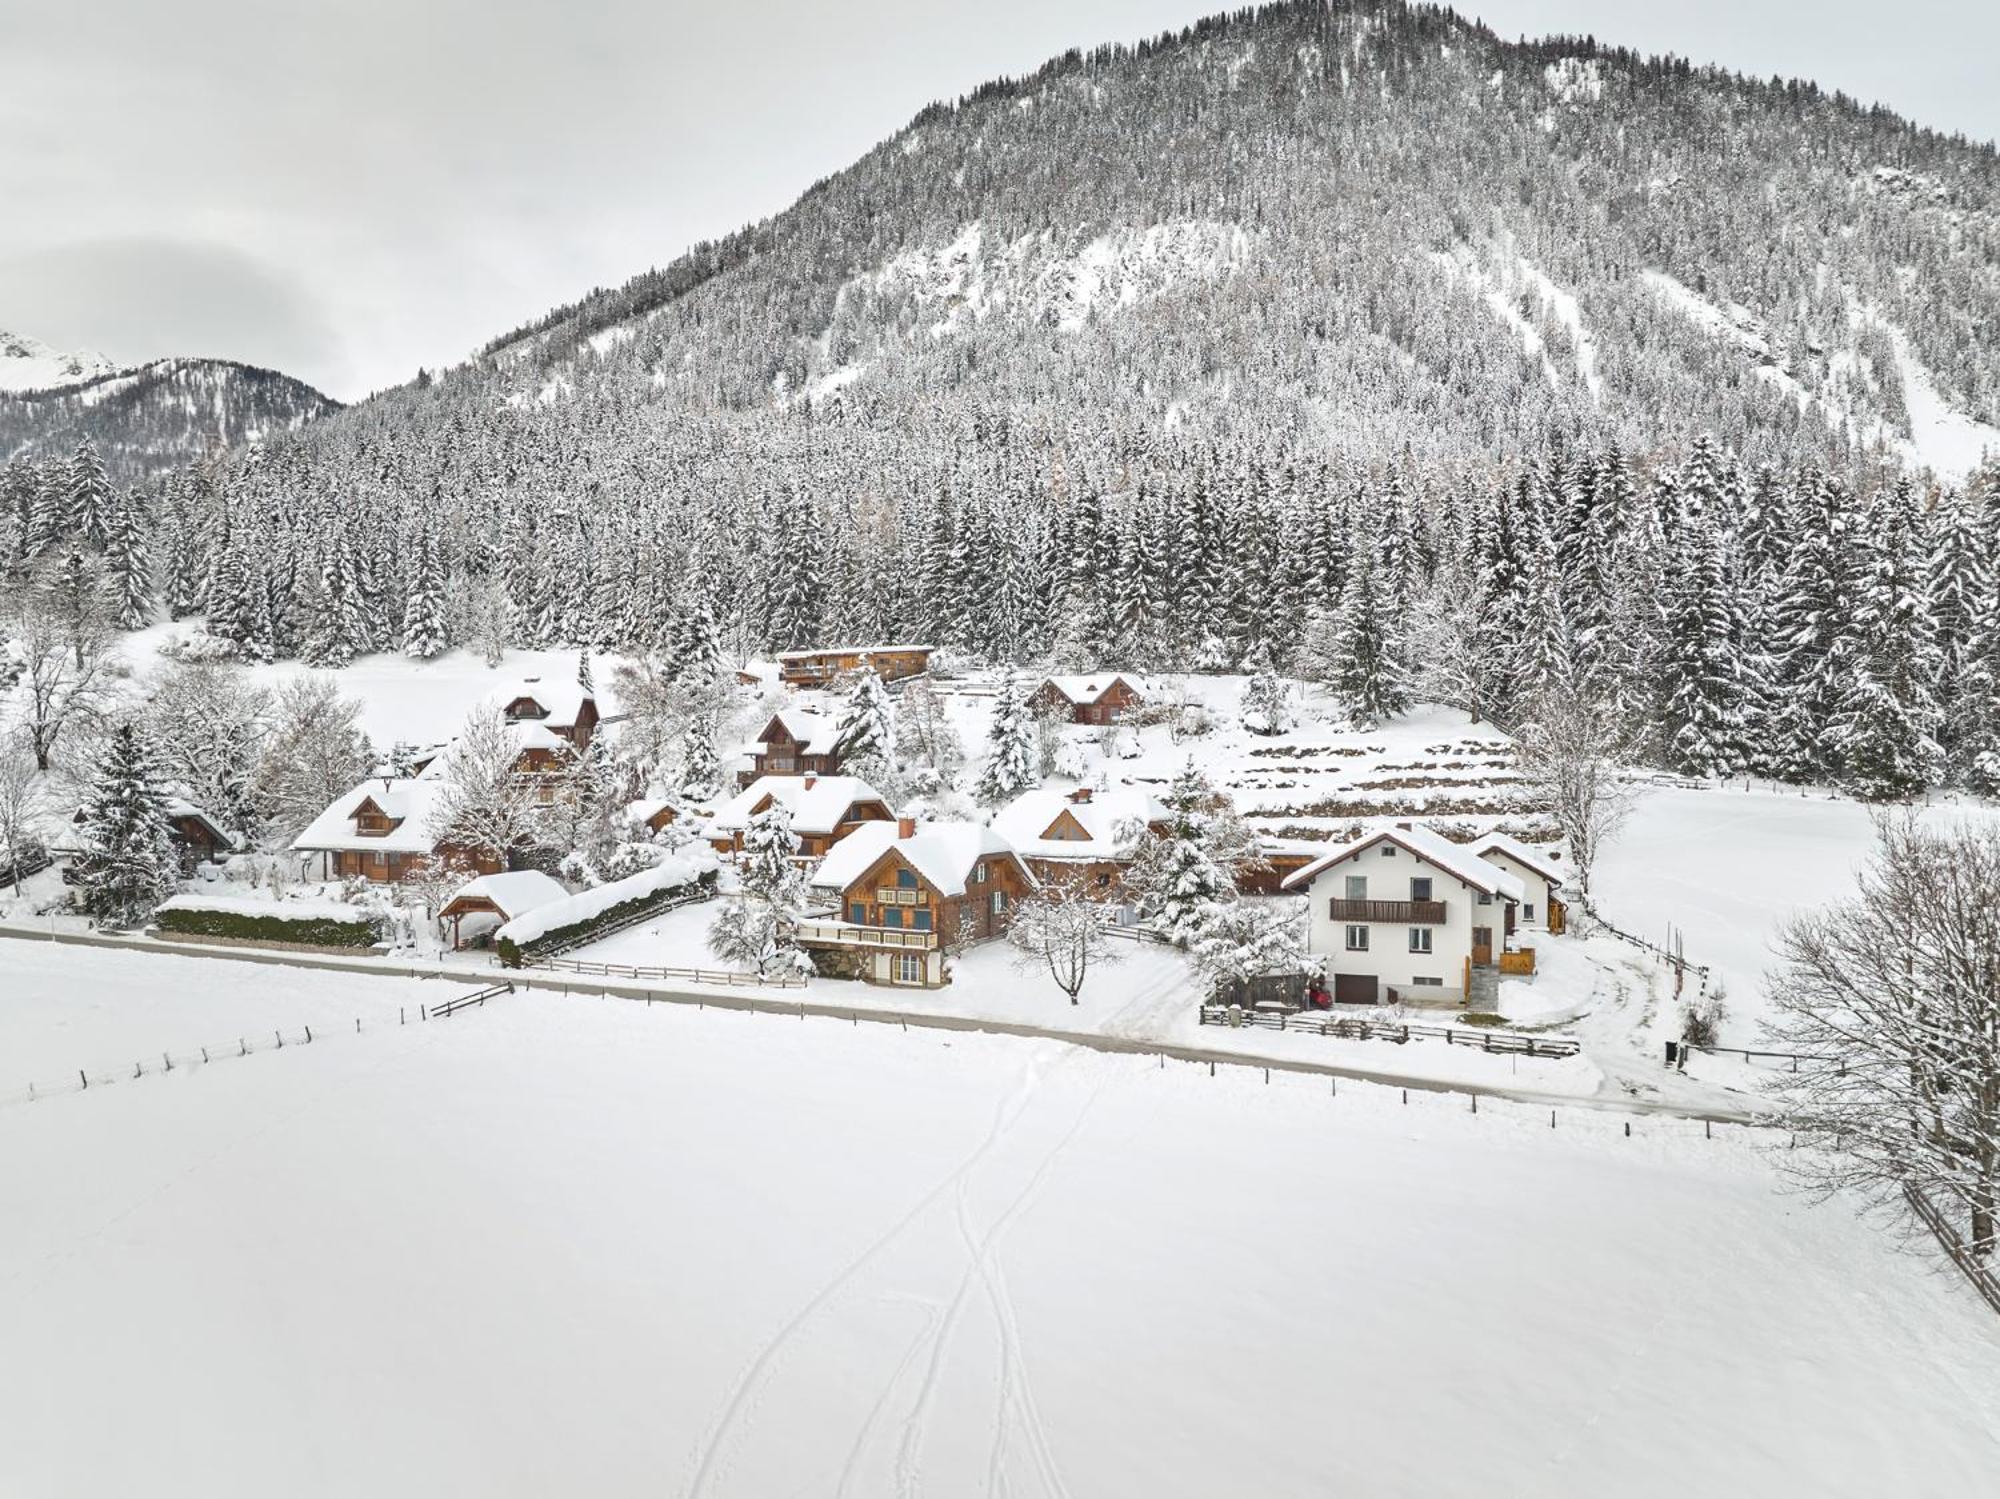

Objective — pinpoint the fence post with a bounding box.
[1401,1089,1407,1105]
[1550,1110,1556,1129]
[1470,1092,1477,1114]
[79,1069,88,1089]
[1624,1121,1631,1138]
[305,1025,313,1044]
[275,1030,283,1049]
[163,1052,173,1072]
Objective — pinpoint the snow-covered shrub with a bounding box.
[155,894,384,949]
[1680,984,1728,1048]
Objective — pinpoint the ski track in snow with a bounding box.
[684,1049,1096,1499]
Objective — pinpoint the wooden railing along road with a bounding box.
[1199,1004,1580,1058]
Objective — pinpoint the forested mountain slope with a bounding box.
[0,355,340,482]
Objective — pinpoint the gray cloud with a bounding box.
[2,1,1992,400]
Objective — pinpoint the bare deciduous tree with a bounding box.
[253,674,373,842]
[1007,886,1122,1004]
[1767,816,2000,1259]
[426,704,540,866]
[1512,687,1635,895]
[0,731,50,893]
[6,600,120,773]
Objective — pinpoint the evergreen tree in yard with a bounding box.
[23,467,63,559]
[1324,533,1411,730]
[66,438,113,549]
[708,802,815,978]
[1131,761,1235,945]
[305,546,367,668]
[679,711,723,800]
[1659,526,1749,778]
[73,723,180,926]
[835,669,896,771]
[102,489,154,630]
[1831,485,1945,801]
[577,647,595,696]
[1238,644,1294,735]
[975,672,1040,805]
[401,531,450,658]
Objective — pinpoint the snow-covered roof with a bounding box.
[1036,673,1146,705]
[490,676,593,729]
[626,799,676,827]
[1279,822,1525,902]
[748,708,842,757]
[776,644,933,661]
[989,787,1168,861]
[712,775,891,836]
[290,778,451,855]
[1467,831,1565,888]
[810,820,1035,898]
[493,849,718,948]
[442,870,569,919]
[161,797,240,848]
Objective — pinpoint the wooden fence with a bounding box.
[431,981,513,1018]
[1198,1004,1580,1058]
[523,955,807,989]
[1905,1184,2000,1319]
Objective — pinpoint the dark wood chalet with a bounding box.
[777,644,934,687]
[291,778,503,884]
[740,709,843,787]
[1030,673,1146,725]
[800,818,1037,986]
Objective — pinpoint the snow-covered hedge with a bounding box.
[155,893,384,950]
[495,849,718,966]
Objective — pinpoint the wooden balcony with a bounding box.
[797,920,938,951]
[1327,899,1447,925]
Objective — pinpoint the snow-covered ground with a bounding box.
[3,949,1998,1498]
[0,940,452,1096]
[1591,784,2000,1044]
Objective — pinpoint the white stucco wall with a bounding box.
[1476,849,1557,926]
[1300,843,1510,1001]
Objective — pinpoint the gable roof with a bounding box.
[711,775,890,836]
[989,786,1169,861]
[1037,672,1146,705]
[1467,831,1566,887]
[290,777,451,855]
[749,708,841,758]
[162,797,238,848]
[1278,822,1526,902]
[443,870,569,919]
[491,676,593,729]
[810,820,1035,898]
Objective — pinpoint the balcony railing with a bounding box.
[797,920,938,951]
[1327,899,1447,924]
[876,888,923,906]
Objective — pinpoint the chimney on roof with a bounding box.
[1394,821,1413,831]
[897,816,916,839]
[803,774,817,790]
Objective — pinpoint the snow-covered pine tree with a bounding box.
[1130,760,1235,945]
[678,711,724,801]
[834,668,897,773]
[66,438,113,550]
[1830,483,1945,801]
[707,801,815,977]
[102,488,154,630]
[401,530,450,658]
[1323,527,1412,730]
[1659,524,1750,778]
[72,722,180,926]
[974,672,1040,805]
[1238,643,1294,735]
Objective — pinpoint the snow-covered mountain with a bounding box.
[0,350,340,481]
[0,330,117,394]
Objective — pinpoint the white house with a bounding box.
[1467,831,1568,932]
[1280,822,1525,1005]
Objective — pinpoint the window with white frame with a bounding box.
[1525,904,1537,921]
[1410,976,1443,987]
[1344,874,1367,900]
[896,952,923,984]
[1409,928,1433,954]
[1344,925,1369,951]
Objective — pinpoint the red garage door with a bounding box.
[1333,973,1379,1005]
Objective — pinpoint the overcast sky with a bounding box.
[4,1,1992,401]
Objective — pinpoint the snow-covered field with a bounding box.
[3,944,1998,1497]
[1592,785,2000,1043]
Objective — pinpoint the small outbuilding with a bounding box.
[438,870,570,950]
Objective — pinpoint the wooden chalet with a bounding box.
[628,799,680,836]
[800,817,1037,987]
[290,778,501,884]
[776,644,933,687]
[437,870,569,950]
[740,709,844,787]
[1030,673,1147,725]
[989,785,1170,897]
[66,798,237,877]
[497,677,599,749]
[709,774,894,859]
[1235,837,1326,897]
